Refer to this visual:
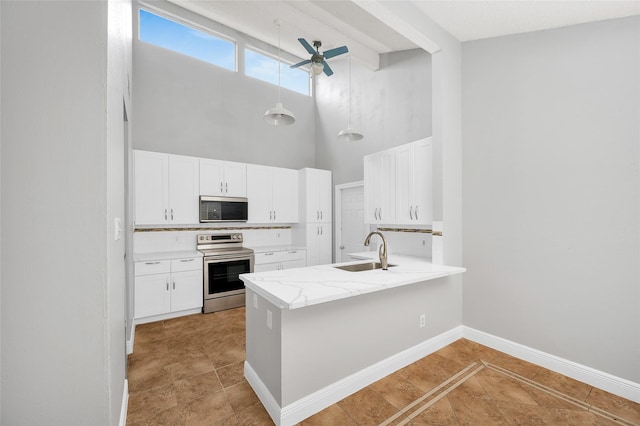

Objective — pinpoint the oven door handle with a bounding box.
[203,254,254,263]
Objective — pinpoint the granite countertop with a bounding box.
[133,250,203,262]
[240,253,466,310]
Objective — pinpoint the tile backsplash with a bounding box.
[134,228,293,254]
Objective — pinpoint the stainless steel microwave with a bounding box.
[199,196,248,222]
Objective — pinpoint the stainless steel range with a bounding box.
[197,233,254,313]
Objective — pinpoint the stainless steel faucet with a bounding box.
[363,231,388,270]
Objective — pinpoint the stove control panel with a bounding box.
[197,233,243,243]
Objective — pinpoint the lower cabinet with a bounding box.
[134,256,203,322]
[254,249,307,272]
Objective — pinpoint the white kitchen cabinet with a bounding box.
[134,150,199,225]
[253,249,307,272]
[302,223,332,266]
[247,164,298,223]
[395,138,433,225]
[299,168,332,223]
[364,148,396,224]
[200,158,246,197]
[134,256,203,322]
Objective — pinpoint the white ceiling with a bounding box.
[168,0,640,70]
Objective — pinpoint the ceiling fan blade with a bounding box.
[323,61,334,77]
[290,59,311,69]
[323,45,348,60]
[298,38,316,55]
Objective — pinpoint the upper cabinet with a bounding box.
[134,150,199,225]
[246,164,299,223]
[364,138,433,226]
[364,149,396,224]
[299,168,332,223]
[200,159,246,197]
[395,138,433,225]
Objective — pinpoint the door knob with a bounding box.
[340,245,345,249]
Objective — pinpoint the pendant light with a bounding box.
[338,54,363,141]
[264,20,295,126]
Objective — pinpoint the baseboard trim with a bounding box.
[245,326,463,426]
[126,320,135,355]
[462,326,640,403]
[119,379,129,426]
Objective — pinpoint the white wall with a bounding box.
[132,0,316,170]
[462,16,640,383]
[315,49,432,185]
[1,1,129,424]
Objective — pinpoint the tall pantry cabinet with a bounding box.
[294,168,333,266]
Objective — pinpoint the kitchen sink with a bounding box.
[334,262,396,272]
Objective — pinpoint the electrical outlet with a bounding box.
[267,309,273,330]
[419,314,426,328]
[253,293,258,309]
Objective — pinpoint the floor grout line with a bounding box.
[484,362,639,426]
[378,362,481,426]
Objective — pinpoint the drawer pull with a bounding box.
[264,252,274,256]
[288,251,297,254]
[180,259,195,262]
[145,261,161,265]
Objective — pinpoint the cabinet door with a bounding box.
[135,273,171,319]
[379,149,396,224]
[171,269,203,312]
[395,144,414,224]
[200,159,225,196]
[134,151,169,225]
[272,168,299,223]
[281,259,307,270]
[305,225,321,266]
[254,262,280,273]
[317,223,333,265]
[363,154,379,224]
[224,161,247,197]
[168,155,199,224]
[317,169,332,222]
[246,164,273,223]
[412,139,433,225]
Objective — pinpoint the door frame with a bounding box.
[334,181,364,263]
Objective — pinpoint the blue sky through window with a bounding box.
[139,9,235,71]
[245,49,310,96]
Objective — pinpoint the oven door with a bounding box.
[203,253,254,300]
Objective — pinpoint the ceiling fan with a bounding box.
[290,38,348,77]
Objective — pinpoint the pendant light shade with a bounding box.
[264,20,295,126]
[338,54,363,141]
[337,127,363,142]
[264,102,296,125]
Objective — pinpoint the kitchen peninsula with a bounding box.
[240,254,465,425]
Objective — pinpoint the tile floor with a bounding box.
[127,307,640,425]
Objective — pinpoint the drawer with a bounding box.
[254,251,283,264]
[135,259,171,276]
[171,257,202,272]
[280,250,306,262]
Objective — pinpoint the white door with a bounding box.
[336,183,369,262]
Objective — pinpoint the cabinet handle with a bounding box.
[317,226,320,235]
[320,226,323,235]
[317,211,319,220]
[164,209,168,220]
[320,211,323,220]
[144,261,160,265]
[225,182,228,193]
[171,208,174,220]
[379,208,382,220]
[172,280,176,290]
[180,258,194,262]
[220,182,224,193]
[269,210,272,220]
[264,252,274,256]
[410,206,414,220]
[288,251,297,254]
[166,280,169,291]
[415,206,419,220]
[374,208,378,220]
[274,211,276,220]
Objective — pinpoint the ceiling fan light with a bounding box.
[264,102,296,126]
[311,62,324,75]
[337,127,363,142]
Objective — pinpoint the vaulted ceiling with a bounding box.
[167,0,640,70]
